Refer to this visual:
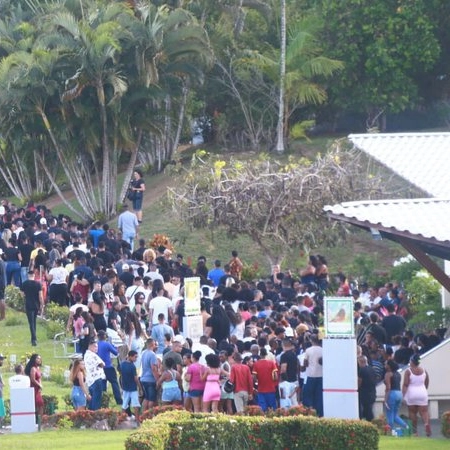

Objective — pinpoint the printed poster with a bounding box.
[324,297,354,338]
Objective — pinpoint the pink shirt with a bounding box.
[187,362,206,391]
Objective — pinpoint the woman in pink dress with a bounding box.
[201,353,226,413]
[402,354,430,437]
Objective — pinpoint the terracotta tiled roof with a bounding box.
[349,132,450,198]
[324,198,450,244]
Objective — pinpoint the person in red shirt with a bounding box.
[252,348,278,411]
[230,352,254,413]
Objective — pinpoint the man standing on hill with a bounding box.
[21,270,44,346]
[207,260,225,287]
[117,204,139,252]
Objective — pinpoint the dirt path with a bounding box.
[44,171,174,215]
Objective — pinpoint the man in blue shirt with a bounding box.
[120,350,140,422]
[207,260,225,287]
[97,330,122,405]
[140,338,160,411]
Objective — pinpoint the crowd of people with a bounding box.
[0,198,442,436]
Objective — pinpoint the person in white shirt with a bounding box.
[83,339,105,411]
[125,277,146,311]
[149,281,173,327]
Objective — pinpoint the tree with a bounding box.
[0,0,211,219]
[169,141,400,267]
[315,0,440,130]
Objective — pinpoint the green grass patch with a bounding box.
[379,435,449,449]
[0,429,131,449]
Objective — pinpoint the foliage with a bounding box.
[390,256,422,285]
[4,315,25,326]
[4,285,25,312]
[169,143,409,266]
[441,411,450,438]
[126,410,379,450]
[316,0,440,129]
[346,254,390,287]
[241,262,264,282]
[45,303,70,325]
[405,272,449,333]
[42,408,127,430]
[139,404,184,422]
[42,394,59,415]
[44,303,69,338]
[44,319,65,339]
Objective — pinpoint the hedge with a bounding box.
[125,410,379,450]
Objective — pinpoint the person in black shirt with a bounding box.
[21,270,44,346]
[279,339,299,406]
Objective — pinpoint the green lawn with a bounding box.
[0,430,447,449]
[380,435,448,449]
[0,429,131,449]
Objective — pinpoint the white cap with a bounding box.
[40,217,47,225]
[122,263,130,270]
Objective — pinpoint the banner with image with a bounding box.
[324,297,354,338]
[184,277,201,316]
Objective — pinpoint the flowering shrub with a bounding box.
[140,404,184,421]
[42,408,127,429]
[149,234,174,252]
[126,410,379,450]
[371,415,390,435]
[442,411,450,438]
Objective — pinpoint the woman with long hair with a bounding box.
[201,353,227,413]
[402,354,431,436]
[80,311,96,356]
[205,305,230,346]
[123,311,146,368]
[384,359,408,432]
[185,350,206,413]
[70,359,91,410]
[25,354,44,429]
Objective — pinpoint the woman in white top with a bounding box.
[402,354,430,437]
[46,259,68,306]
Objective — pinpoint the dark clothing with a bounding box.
[21,279,42,311]
[381,315,406,343]
[119,272,135,288]
[366,323,387,345]
[394,347,414,366]
[120,360,138,392]
[21,279,42,344]
[390,371,402,391]
[358,365,377,421]
[280,349,299,383]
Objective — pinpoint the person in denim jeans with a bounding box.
[84,339,105,410]
[69,359,91,410]
[384,360,408,431]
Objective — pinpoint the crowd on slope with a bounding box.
[0,199,442,437]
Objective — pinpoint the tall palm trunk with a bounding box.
[276,0,286,153]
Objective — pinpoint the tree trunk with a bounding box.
[275,0,286,153]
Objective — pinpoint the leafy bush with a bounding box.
[45,303,70,325]
[45,320,65,339]
[4,316,25,326]
[42,408,127,429]
[42,395,59,415]
[442,411,450,438]
[126,410,379,450]
[4,285,24,312]
[406,272,450,333]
